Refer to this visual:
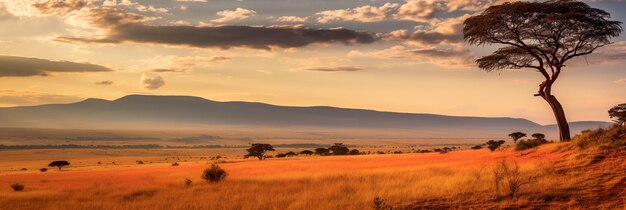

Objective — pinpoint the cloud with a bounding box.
[60,24,377,50]
[209,8,256,24]
[316,3,399,23]
[145,55,231,73]
[614,78,626,84]
[0,90,83,107]
[0,55,112,77]
[95,80,114,85]
[275,16,308,23]
[303,66,364,72]
[141,73,165,90]
[388,14,468,46]
[32,0,90,15]
[349,45,474,66]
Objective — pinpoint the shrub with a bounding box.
[572,125,626,150]
[493,161,533,198]
[372,196,393,210]
[39,168,47,172]
[184,178,192,187]
[201,164,227,183]
[349,149,360,155]
[328,143,349,155]
[515,138,549,151]
[486,140,506,152]
[20,168,27,171]
[172,162,179,166]
[275,153,287,158]
[136,161,144,164]
[10,183,24,192]
[471,145,483,150]
[299,150,314,156]
[285,151,297,157]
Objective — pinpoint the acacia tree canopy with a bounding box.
[463,0,622,141]
[608,103,626,126]
[244,143,275,160]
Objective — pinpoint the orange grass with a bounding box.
[0,143,623,209]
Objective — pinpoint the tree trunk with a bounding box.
[545,95,571,141]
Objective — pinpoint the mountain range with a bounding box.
[0,95,610,138]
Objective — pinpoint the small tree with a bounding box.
[314,148,330,156]
[285,151,297,157]
[48,160,70,171]
[328,143,349,155]
[486,140,506,152]
[609,103,626,126]
[244,143,275,160]
[508,132,527,144]
[531,133,546,140]
[349,149,360,155]
[299,150,314,156]
[10,183,24,192]
[201,164,227,183]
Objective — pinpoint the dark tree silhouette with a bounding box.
[464,0,622,141]
[608,103,626,126]
[299,150,314,156]
[328,143,349,155]
[349,149,360,155]
[201,164,227,183]
[244,143,275,160]
[48,160,70,171]
[531,133,546,140]
[486,140,506,152]
[314,148,330,156]
[508,132,527,144]
[285,151,297,157]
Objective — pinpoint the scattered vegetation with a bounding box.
[493,161,533,199]
[244,143,275,160]
[573,124,626,150]
[171,162,179,166]
[299,150,314,156]
[328,143,349,155]
[508,132,527,144]
[48,160,70,171]
[471,145,483,150]
[10,183,24,192]
[201,164,227,183]
[486,140,505,152]
[39,168,47,172]
[314,148,330,156]
[372,196,393,210]
[515,138,549,151]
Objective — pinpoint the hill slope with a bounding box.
[0,95,609,136]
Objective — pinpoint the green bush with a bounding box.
[201,164,227,183]
[515,139,549,151]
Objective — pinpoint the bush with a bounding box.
[184,178,192,187]
[11,183,24,192]
[349,149,360,155]
[573,125,626,150]
[471,145,483,150]
[486,140,506,152]
[39,168,47,172]
[201,164,227,183]
[172,162,179,166]
[372,196,393,210]
[20,168,27,171]
[515,138,549,151]
[275,153,287,158]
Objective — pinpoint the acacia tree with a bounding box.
[48,160,70,171]
[508,132,527,144]
[463,0,622,141]
[608,103,626,126]
[244,143,275,160]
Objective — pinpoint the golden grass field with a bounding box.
[1,139,624,210]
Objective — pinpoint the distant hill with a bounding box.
[0,95,610,137]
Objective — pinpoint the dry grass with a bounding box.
[0,137,624,209]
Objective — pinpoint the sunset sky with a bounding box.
[0,0,624,124]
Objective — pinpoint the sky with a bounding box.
[0,0,624,125]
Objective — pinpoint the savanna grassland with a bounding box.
[0,126,624,210]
